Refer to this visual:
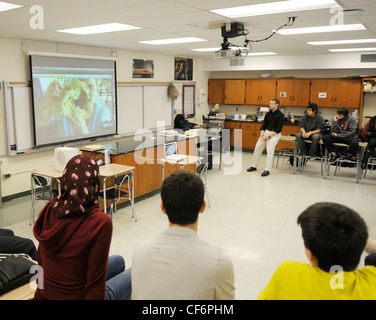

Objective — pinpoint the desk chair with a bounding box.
[276,135,295,169]
[30,175,54,224]
[99,172,136,220]
[331,144,362,182]
[196,163,210,207]
[363,155,376,179]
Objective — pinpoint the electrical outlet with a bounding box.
[4,173,11,178]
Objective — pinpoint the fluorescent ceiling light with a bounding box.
[0,1,23,12]
[57,23,141,35]
[211,0,338,18]
[191,48,277,56]
[191,48,220,52]
[329,48,376,52]
[139,37,206,45]
[308,39,376,46]
[276,24,366,35]
[246,52,277,56]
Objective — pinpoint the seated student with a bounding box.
[296,103,325,157]
[258,202,376,300]
[174,114,194,131]
[360,115,376,169]
[322,106,359,164]
[131,170,235,300]
[32,154,131,300]
[0,228,37,260]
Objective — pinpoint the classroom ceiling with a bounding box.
[1,0,376,59]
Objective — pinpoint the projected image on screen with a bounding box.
[30,55,117,146]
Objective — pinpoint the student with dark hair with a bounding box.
[131,170,235,300]
[259,202,376,300]
[247,99,284,177]
[360,115,376,169]
[322,106,359,163]
[296,103,325,157]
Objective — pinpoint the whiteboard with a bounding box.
[0,83,6,156]
[3,82,34,155]
[117,86,143,135]
[1,81,173,156]
[117,84,172,135]
[144,86,172,130]
[12,86,34,150]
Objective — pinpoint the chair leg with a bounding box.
[205,185,210,208]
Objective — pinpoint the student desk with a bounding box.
[99,163,135,218]
[161,155,203,182]
[29,163,135,223]
[82,134,198,201]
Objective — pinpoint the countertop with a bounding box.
[81,134,198,156]
[224,118,300,125]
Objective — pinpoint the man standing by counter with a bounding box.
[247,99,284,177]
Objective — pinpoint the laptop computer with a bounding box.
[164,142,189,162]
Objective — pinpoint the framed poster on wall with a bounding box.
[174,57,193,81]
[133,59,154,78]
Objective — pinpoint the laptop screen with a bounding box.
[164,142,177,157]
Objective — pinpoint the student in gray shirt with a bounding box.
[296,103,325,157]
[322,106,359,163]
[131,170,235,300]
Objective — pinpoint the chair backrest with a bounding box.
[33,175,49,187]
[196,163,208,175]
[114,173,131,186]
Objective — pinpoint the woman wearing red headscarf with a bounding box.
[32,154,131,300]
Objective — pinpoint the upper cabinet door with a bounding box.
[259,79,277,105]
[292,79,311,107]
[276,79,294,105]
[276,79,310,107]
[245,79,261,105]
[208,79,225,104]
[335,79,361,109]
[245,79,276,105]
[224,80,245,105]
[310,79,336,108]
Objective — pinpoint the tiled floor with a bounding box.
[1,152,375,300]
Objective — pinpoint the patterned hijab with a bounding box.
[52,154,100,218]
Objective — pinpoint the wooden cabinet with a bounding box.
[224,79,245,104]
[224,121,262,150]
[310,79,361,109]
[209,78,362,109]
[208,79,246,104]
[241,122,262,150]
[208,79,225,104]
[224,121,241,149]
[245,79,276,105]
[276,79,310,107]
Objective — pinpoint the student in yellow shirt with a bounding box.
[259,202,376,300]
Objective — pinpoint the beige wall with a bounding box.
[0,37,209,198]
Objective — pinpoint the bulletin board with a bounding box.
[171,82,196,118]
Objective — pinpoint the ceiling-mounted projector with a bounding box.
[214,48,247,59]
